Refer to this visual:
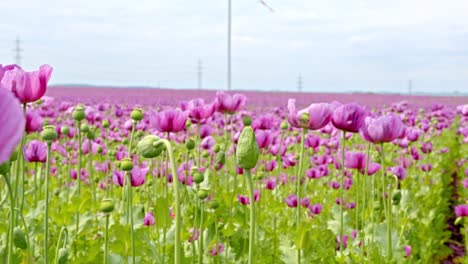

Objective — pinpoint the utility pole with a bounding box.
[297,75,303,92]
[408,79,412,96]
[197,60,203,89]
[227,0,232,91]
[14,36,23,66]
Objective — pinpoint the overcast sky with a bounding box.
[1,0,468,93]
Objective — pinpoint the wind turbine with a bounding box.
[227,0,274,91]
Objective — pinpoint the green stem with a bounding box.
[127,171,136,264]
[339,131,346,253]
[17,103,27,224]
[2,173,15,264]
[15,208,33,263]
[296,128,307,264]
[105,214,110,264]
[161,139,182,264]
[54,227,68,264]
[76,121,82,235]
[198,201,204,264]
[44,142,52,263]
[381,143,392,260]
[362,141,371,252]
[245,170,255,264]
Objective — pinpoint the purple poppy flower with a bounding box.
[265,178,277,190]
[404,245,412,257]
[455,205,468,217]
[462,178,468,189]
[25,110,43,134]
[300,197,310,208]
[332,103,367,133]
[285,194,298,207]
[23,140,47,163]
[1,64,53,104]
[143,212,155,226]
[185,98,215,123]
[113,166,149,187]
[390,166,407,180]
[309,203,323,215]
[361,114,405,143]
[201,136,215,150]
[151,108,187,133]
[0,88,26,164]
[344,151,366,171]
[238,195,250,205]
[255,129,274,149]
[287,99,333,130]
[215,91,246,113]
[210,243,225,256]
[359,162,381,175]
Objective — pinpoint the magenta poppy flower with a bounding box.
[462,178,468,189]
[0,64,21,83]
[0,88,25,164]
[455,205,468,217]
[25,110,43,133]
[143,212,155,226]
[285,194,298,207]
[255,129,274,149]
[265,178,277,190]
[200,124,214,138]
[344,151,366,171]
[309,203,323,215]
[300,197,310,208]
[1,64,53,104]
[332,103,367,133]
[360,162,381,175]
[151,108,187,133]
[287,99,332,130]
[215,91,246,113]
[252,114,275,130]
[210,243,225,256]
[201,136,215,150]
[113,166,149,187]
[189,228,200,242]
[23,140,47,163]
[361,114,405,143]
[237,195,250,205]
[185,98,215,123]
[404,245,412,257]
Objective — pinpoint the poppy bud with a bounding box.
[280,121,289,130]
[193,172,204,184]
[87,130,96,140]
[0,162,10,175]
[100,198,115,213]
[213,144,221,153]
[120,158,133,171]
[131,108,143,121]
[60,126,70,135]
[72,105,85,121]
[186,139,195,150]
[216,150,225,165]
[57,248,69,264]
[137,135,164,159]
[198,189,209,199]
[80,124,89,133]
[236,126,259,170]
[208,199,219,210]
[13,227,27,250]
[186,119,192,128]
[243,116,252,126]
[102,119,110,128]
[41,125,58,143]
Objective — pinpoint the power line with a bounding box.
[13,36,23,66]
[197,60,203,89]
[297,74,302,92]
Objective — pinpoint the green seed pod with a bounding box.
[80,124,89,133]
[185,119,192,128]
[202,150,209,158]
[216,150,225,165]
[193,172,204,184]
[137,135,164,159]
[97,146,103,154]
[236,126,259,170]
[60,126,70,136]
[186,139,195,150]
[255,172,265,180]
[455,217,463,225]
[102,119,110,128]
[190,166,199,175]
[122,138,129,145]
[41,125,58,142]
[208,199,219,210]
[280,121,289,130]
[131,108,143,121]
[54,190,60,196]
[72,105,85,121]
[13,227,27,250]
[300,112,310,127]
[57,247,69,264]
[198,189,209,200]
[213,144,221,153]
[0,162,10,175]
[120,158,133,171]
[86,130,96,140]
[392,191,401,206]
[243,116,252,126]
[100,198,115,213]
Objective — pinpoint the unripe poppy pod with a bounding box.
[57,248,69,264]
[137,135,164,159]
[280,121,289,130]
[193,172,204,184]
[131,108,143,121]
[243,116,252,126]
[60,126,70,135]
[72,105,85,121]
[208,199,219,210]
[186,139,195,150]
[80,124,89,133]
[100,198,115,213]
[198,189,209,199]
[102,119,110,128]
[120,158,133,171]
[41,125,58,142]
[13,227,27,250]
[236,126,259,170]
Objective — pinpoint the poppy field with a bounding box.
[1,64,468,263]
